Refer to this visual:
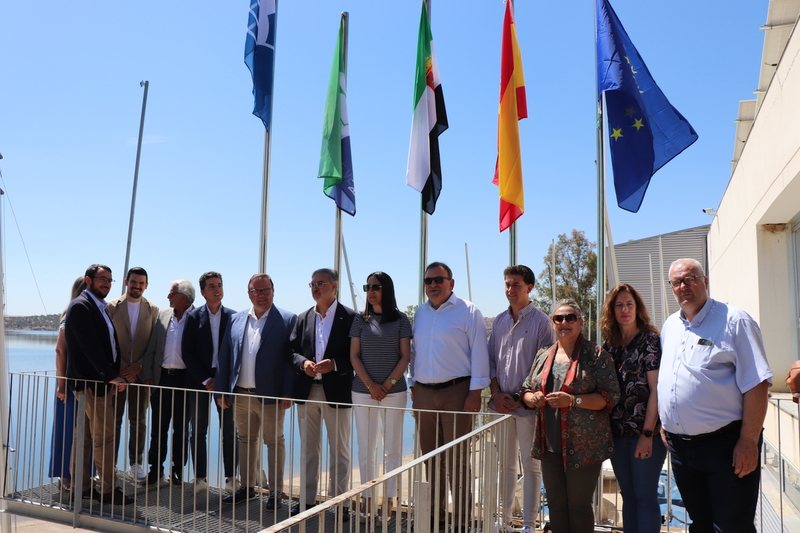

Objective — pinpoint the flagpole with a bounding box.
[257,0,279,273]
[0,187,11,533]
[595,96,606,343]
[509,222,517,265]
[342,232,358,310]
[333,11,349,276]
[121,80,149,292]
[418,0,432,306]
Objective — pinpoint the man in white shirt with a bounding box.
[215,274,297,509]
[181,272,237,495]
[658,258,773,533]
[107,267,159,483]
[143,279,195,486]
[409,261,490,529]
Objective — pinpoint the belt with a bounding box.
[415,376,470,390]
[668,420,741,442]
[162,367,186,375]
[234,386,257,394]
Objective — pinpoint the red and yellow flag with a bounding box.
[493,0,527,232]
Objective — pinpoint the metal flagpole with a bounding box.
[342,232,358,310]
[333,12,349,276]
[121,80,149,293]
[509,222,517,266]
[595,96,606,342]
[465,243,472,302]
[0,186,11,533]
[258,0,280,273]
[419,0,432,306]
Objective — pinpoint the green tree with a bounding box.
[534,229,597,341]
[404,304,419,327]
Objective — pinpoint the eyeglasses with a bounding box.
[667,276,700,288]
[553,313,581,324]
[363,284,382,292]
[93,276,114,284]
[248,288,273,295]
[168,290,183,297]
[309,281,331,289]
[423,276,451,285]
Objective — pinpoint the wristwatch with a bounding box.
[575,395,583,406]
[389,377,397,386]
[642,429,654,438]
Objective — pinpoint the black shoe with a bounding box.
[93,487,135,506]
[222,486,256,504]
[265,493,282,510]
[290,502,315,516]
[342,507,351,522]
[145,469,163,485]
[168,471,183,486]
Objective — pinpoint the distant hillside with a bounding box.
[5,314,60,331]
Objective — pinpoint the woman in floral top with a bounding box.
[520,299,620,533]
[601,284,665,533]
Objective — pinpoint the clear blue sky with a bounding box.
[0,0,768,319]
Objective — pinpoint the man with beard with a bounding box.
[65,264,133,505]
[107,267,159,483]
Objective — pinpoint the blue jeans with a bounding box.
[611,436,667,533]
[666,421,761,533]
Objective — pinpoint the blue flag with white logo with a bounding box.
[245,0,277,132]
[596,0,697,212]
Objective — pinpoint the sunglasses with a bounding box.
[553,313,581,324]
[423,276,451,285]
[363,284,382,292]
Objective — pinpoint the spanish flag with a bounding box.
[493,0,527,232]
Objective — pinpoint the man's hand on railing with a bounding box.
[110,377,127,392]
[216,396,231,409]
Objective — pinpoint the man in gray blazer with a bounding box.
[143,279,195,485]
[107,267,159,483]
[216,273,297,510]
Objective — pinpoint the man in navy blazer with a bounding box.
[215,273,297,509]
[289,268,356,518]
[181,271,237,495]
[65,264,132,505]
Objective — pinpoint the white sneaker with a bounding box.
[130,463,146,482]
[520,526,535,533]
[184,478,208,495]
[494,522,515,533]
[224,477,241,493]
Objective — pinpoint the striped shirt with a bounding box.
[349,312,412,394]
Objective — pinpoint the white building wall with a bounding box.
[708,18,800,390]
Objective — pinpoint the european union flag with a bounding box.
[596,0,697,212]
[245,0,277,132]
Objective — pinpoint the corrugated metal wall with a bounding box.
[612,225,710,329]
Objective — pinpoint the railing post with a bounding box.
[72,389,86,527]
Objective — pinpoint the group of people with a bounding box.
[52,257,773,533]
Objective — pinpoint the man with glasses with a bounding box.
[215,274,297,509]
[658,258,772,533]
[409,261,490,529]
[143,279,195,486]
[65,264,133,505]
[288,268,356,519]
[488,265,554,533]
[181,271,237,496]
[107,267,159,483]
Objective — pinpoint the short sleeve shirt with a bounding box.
[349,312,412,394]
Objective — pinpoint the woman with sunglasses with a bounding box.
[349,271,412,521]
[600,284,665,533]
[520,299,620,533]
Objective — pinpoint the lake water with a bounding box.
[3,330,415,492]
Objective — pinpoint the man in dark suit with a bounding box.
[107,266,159,483]
[215,273,297,509]
[181,271,237,496]
[142,279,195,486]
[289,268,355,518]
[65,264,133,505]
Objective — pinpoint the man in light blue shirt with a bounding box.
[658,258,772,533]
[410,261,490,530]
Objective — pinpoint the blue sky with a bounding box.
[0,0,768,319]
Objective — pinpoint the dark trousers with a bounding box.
[187,389,237,479]
[541,451,602,533]
[667,421,761,533]
[147,371,187,477]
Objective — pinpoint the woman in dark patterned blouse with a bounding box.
[520,299,620,533]
[349,271,411,521]
[601,284,665,533]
